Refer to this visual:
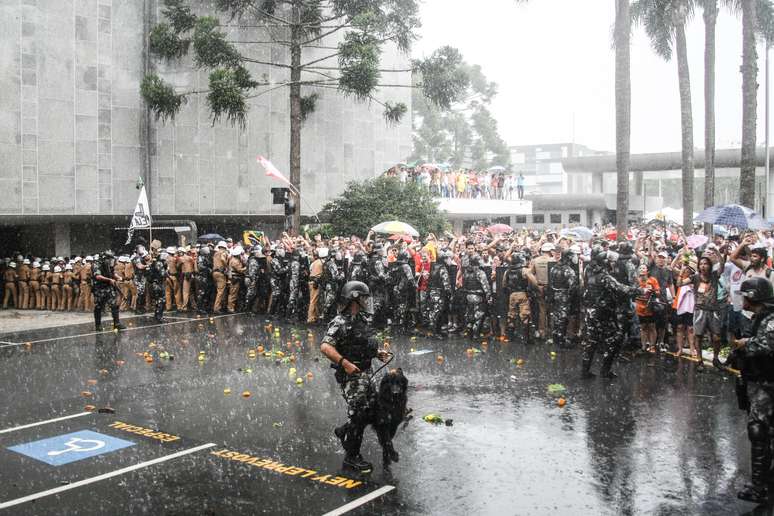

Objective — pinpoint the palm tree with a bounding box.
[740,0,758,207]
[700,0,719,232]
[615,0,632,240]
[633,0,695,234]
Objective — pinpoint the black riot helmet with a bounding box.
[340,280,372,313]
[397,250,411,264]
[593,250,608,266]
[469,254,482,268]
[560,249,576,265]
[509,253,526,269]
[352,251,366,264]
[618,242,633,257]
[740,276,774,304]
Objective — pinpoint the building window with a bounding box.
[569,213,581,223]
[532,214,545,224]
[514,215,527,224]
[550,213,562,224]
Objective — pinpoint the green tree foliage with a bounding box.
[142,0,470,231]
[410,60,509,170]
[320,176,449,237]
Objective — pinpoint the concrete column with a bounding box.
[591,172,604,194]
[54,223,71,257]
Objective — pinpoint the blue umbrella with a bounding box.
[694,204,770,230]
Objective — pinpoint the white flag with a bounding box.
[125,186,152,244]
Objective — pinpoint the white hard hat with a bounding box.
[32,262,40,268]
[42,264,50,271]
[53,265,62,273]
[65,264,73,270]
[9,262,16,268]
[540,243,555,253]
[160,252,169,260]
[74,256,82,262]
[85,255,93,261]
[177,247,185,253]
[165,246,175,254]
[118,255,129,263]
[217,241,227,249]
[23,259,30,265]
[230,246,243,256]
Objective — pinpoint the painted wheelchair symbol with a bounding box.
[47,438,106,457]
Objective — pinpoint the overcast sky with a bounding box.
[412,0,772,155]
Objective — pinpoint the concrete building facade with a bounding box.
[0,0,412,256]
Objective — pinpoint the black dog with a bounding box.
[373,368,410,468]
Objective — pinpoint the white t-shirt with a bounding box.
[723,262,744,312]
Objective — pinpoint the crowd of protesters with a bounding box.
[384,165,526,200]
[3,222,771,370]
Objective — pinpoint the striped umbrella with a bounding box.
[371,220,420,237]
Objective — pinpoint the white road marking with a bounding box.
[0,442,217,509]
[0,412,92,434]
[321,485,396,516]
[0,313,244,348]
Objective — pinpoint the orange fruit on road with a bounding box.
[241,391,251,398]
[557,398,567,407]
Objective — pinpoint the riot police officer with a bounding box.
[462,255,492,340]
[322,249,345,322]
[503,253,536,342]
[92,250,126,331]
[195,245,213,314]
[391,250,417,333]
[731,277,774,503]
[244,246,263,313]
[148,251,168,322]
[286,248,302,319]
[268,247,289,318]
[320,281,390,473]
[367,244,389,326]
[613,243,637,350]
[348,251,369,284]
[427,249,453,338]
[582,249,642,379]
[548,249,580,349]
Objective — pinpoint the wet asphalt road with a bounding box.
[0,312,764,515]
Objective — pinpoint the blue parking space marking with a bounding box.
[7,430,135,466]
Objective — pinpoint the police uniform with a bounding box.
[17,260,30,309]
[178,249,195,311]
[147,254,168,322]
[195,248,213,314]
[367,249,389,325]
[462,256,492,339]
[581,254,641,378]
[2,263,17,309]
[227,249,246,313]
[530,246,556,339]
[391,252,417,332]
[286,251,302,319]
[29,263,41,309]
[504,255,533,341]
[322,311,379,468]
[321,255,344,321]
[131,251,149,313]
[426,254,452,336]
[212,244,229,313]
[548,251,580,349]
[92,253,123,330]
[165,248,179,311]
[79,258,94,311]
[307,255,324,323]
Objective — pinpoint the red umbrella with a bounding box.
[487,223,513,234]
[389,234,414,243]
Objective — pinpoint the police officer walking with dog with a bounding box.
[320,281,391,473]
